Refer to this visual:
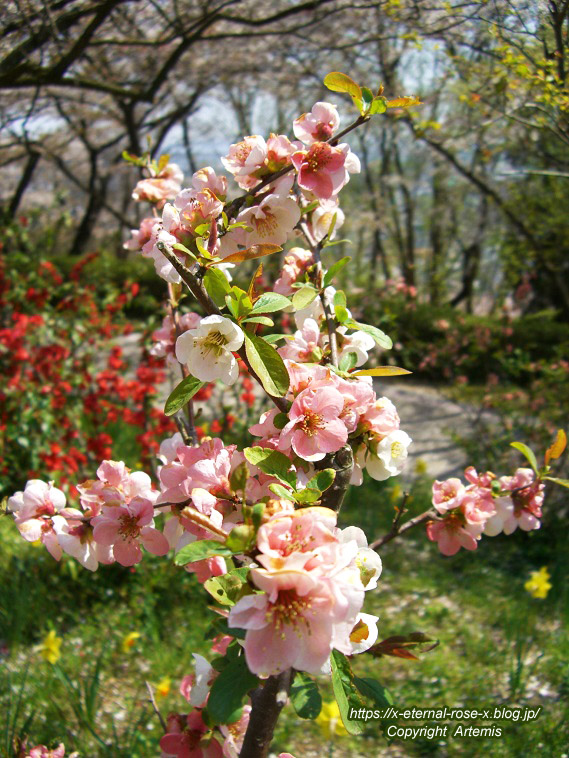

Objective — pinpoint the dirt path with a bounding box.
[374,379,472,482]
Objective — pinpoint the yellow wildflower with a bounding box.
[41,630,62,664]
[315,700,348,739]
[122,631,142,653]
[524,567,552,599]
[156,676,172,698]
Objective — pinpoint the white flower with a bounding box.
[175,315,244,385]
[338,525,382,590]
[365,430,412,481]
[336,327,375,367]
[158,432,184,464]
[311,199,345,242]
[189,653,216,707]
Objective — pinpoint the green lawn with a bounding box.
[1,473,568,757]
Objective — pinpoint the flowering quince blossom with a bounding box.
[291,142,360,199]
[360,430,413,481]
[175,315,244,385]
[484,468,544,535]
[191,166,227,198]
[228,508,366,677]
[273,247,313,295]
[221,194,301,255]
[160,710,223,758]
[278,317,322,362]
[278,385,348,461]
[179,653,217,708]
[132,162,184,207]
[26,745,77,758]
[123,216,157,252]
[8,480,67,559]
[92,496,169,566]
[311,198,345,242]
[219,705,251,758]
[293,101,340,144]
[220,135,269,190]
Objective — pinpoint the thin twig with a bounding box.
[369,506,436,550]
[145,681,167,732]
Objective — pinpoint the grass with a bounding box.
[1,469,567,757]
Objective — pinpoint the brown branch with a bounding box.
[145,681,167,732]
[239,669,292,758]
[369,507,436,550]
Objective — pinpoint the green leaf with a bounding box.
[174,540,232,566]
[339,351,358,371]
[333,290,347,307]
[361,86,374,111]
[335,305,350,324]
[292,286,319,311]
[244,332,290,397]
[294,488,321,505]
[274,412,289,429]
[250,293,292,315]
[510,441,538,473]
[204,268,231,308]
[226,525,255,552]
[164,375,206,416]
[369,97,387,115]
[244,447,296,488]
[330,651,367,735]
[226,287,252,320]
[290,672,322,719]
[262,334,287,344]
[345,319,393,349]
[242,316,274,327]
[301,200,320,215]
[353,676,393,709]
[323,257,351,288]
[207,656,258,725]
[543,476,569,489]
[268,482,295,500]
[204,567,252,607]
[229,461,249,493]
[307,468,336,493]
[324,72,362,100]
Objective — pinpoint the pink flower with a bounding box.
[483,469,543,536]
[151,313,202,364]
[220,705,251,758]
[222,194,300,255]
[8,480,67,559]
[92,497,169,566]
[273,247,313,295]
[124,216,157,252]
[278,318,321,362]
[191,166,227,198]
[361,396,400,437]
[132,163,183,207]
[160,711,222,758]
[278,386,347,461]
[293,102,340,144]
[185,555,227,584]
[229,563,362,677]
[221,135,268,190]
[310,199,345,242]
[426,516,479,556]
[291,142,359,199]
[432,478,466,514]
[27,745,69,758]
[174,188,224,233]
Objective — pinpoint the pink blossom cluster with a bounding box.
[220,133,299,191]
[427,466,544,555]
[8,462,169,570]
[273,246,313,295]
[132,162,184,208]
[250,361,411,480]
[229,507,381,677]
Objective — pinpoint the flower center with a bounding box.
[266,589,312,634]
[299,409,324,436]
[118,514,140,540]
[198,330,228,358]
[253,209,279,238]
[391,441,404,459]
